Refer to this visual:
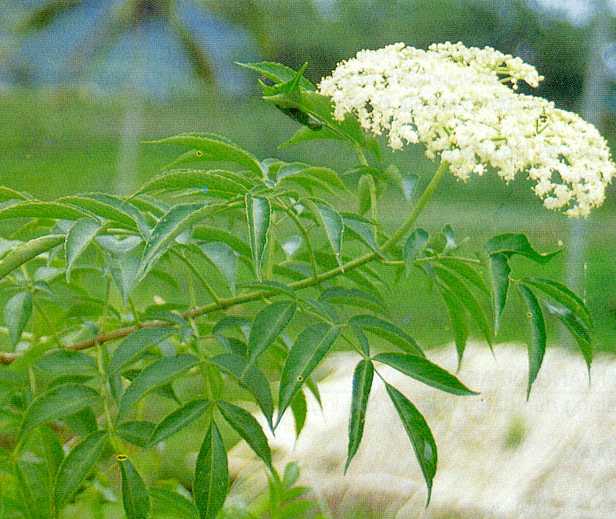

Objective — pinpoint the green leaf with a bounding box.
[237,61,316,89]
[194,423,229,519]
[342,213,379,253]
[248,301,297,363]
[65,218,101,282]
[278,165,347,195]
[441,224,457,252]
[436,258,489,295]
[348,315,424,357]
[488,253,511,334]
[522,277,592,330]
[199,242,238,293]
[150,399,210,446]
[218,401,272,468]
[139,202,229,279]
[60,194,145,233]
[54,431,108,509]
[245,195,271,280]
[136,169,250,197]
[485,233,561,264]
[544,301,592,372]
[279,125,339,148]
[35,350,97,379]
[210,354,274,428]
[117,421,156,448]
[517,285,547,398]
[21,383,100,437]
[146,133,263,177]
[277,324,340,426]
[0,235,64,282]
[404,229,429,277]
[97,234,142,255]
[320,287,385,315]
[118,355,199,418]
[161,148,207,170]
[109,328,175,374]
[0,201,87,221]
[109,246,141,306]
[263,89,365,146]
[437,285,468,368]
[345,359,374,473]
[193,225,251,257]
[0,367,27,389]
[130,194,169,217]
[149,488,199,519]
[213,315,250,338]
[119,458,150,519]
[374,352,477,396]
[381,165,418,200]
[386,384,437,505]
[0,186,33,202]
[304,200,344,265]
[4,291,32,346]
[16,459,52,519]
[357,174,376,217]
[64,407,98,438]
[37,427,64,479]
[290,390,307,439]
[433,265,492,348]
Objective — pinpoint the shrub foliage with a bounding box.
[0,62,592,518]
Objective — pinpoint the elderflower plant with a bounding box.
[0,46,607,517]
[318,42,615,217]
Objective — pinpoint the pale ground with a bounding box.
[226,343,616,518]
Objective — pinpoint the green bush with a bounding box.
[0,55,595,518]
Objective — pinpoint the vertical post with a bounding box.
[566,0,610,302]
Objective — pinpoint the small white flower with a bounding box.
[318,42,615,217]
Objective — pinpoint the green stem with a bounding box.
[96,343,116,431]
[0,162,448,361]
[96,278,122,450]
[379,255,482,267]
[381,161,448,251]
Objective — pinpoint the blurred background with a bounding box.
[1,0,616,349]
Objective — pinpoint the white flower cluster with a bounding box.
[318,42,615,216]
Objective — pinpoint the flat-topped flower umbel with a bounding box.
[318,42,615,217]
